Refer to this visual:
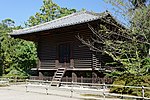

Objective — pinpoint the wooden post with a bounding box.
[103,77,105,84]
[98,77,100,84]
[45,80,48,95]
[15,76,17,85]
[66,76,68,82]
[63,62,66,68]
[81,76,83,83]
[142,86,144,99]
[7,78,9,86]
[39,72,43,80]
[70,59,74,68]
[92,72,97,83]
[70,81,73,98]
[66,76,68,85]
[103,83,106,100]
[55,60,59,68]
[25,79,28,92]
[72,72,77,82]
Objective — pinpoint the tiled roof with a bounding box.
[11,11,109,35]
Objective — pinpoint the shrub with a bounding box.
[110,74,150,98]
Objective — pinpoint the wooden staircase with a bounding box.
[51,68,66,87]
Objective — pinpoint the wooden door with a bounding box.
[59,43,70,63]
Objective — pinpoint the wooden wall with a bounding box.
[73,43,92,68]
[38,36,56,69]
[37,22,100,69]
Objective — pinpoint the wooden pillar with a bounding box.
[39,71,43,80]
[55,60,59,68]
[97,77,100,84]
[92,72,97,83]
[66,76,68,82]
[37,59,41,69]
[72,72,77,82]
[70,59,74,68]
[66,76,68,85]
[81,76,83,83]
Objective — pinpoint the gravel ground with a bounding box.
[0,85,79,100]
[0,85,121,100]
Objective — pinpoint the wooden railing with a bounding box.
[25,79,150,99]
[0,78,9,86]
[30,76,113,84]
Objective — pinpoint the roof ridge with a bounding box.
[84,11,100,16]
[13,11,88,32]
[11,10,110,35]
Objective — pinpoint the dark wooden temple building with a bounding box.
[10,11,118,85]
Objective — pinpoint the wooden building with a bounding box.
[10,11,117,85]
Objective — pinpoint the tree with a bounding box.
[0,0,76,77]
[0,19,37,77]
[26,0,76,27]
[0,19,15,76]
[76,0,150,97]
[0,33,3,76]
[78,0,150,75]
[130,0,148,8]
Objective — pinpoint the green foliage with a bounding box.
[111,79,126,94]
[77,1,150,98]
[0,19,37,77]
[4,68,29,79]
[110,74,150,97]
[0,0,76,78]
[26,0,76,27]
[0,19,14,76]
[1,36,37,76]
[106,71,122,78]
[82,0,150,75]
[79,6,150,75]
[140,57,150,74]
[130,0,149,8]
[9,40,37,71]
[102,2,150,97]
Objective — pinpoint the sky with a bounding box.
[0,0,114,26]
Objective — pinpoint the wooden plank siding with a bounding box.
[92,54,101,69]
[37,35,57,69]
[73,43,92,68]
[36,23,100,70]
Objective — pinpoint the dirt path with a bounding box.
[0,85,78,100]
[0,85,121,100]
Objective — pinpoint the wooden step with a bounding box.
[53,78,60,81]
[51,81,60,86]
[58,67,65,69]
[56,71,63,72]
[51,68,66,87]
[56,73,63,75]
[55,76,62,78]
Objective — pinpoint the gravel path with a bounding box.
[0,85,121,100]
[0,85,78,100]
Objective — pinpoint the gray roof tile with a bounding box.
[11,11,109,35]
